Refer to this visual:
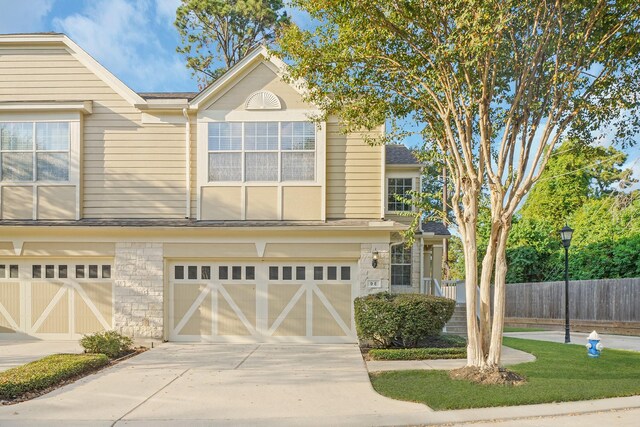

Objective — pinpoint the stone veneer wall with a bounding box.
[358,243,390,296]
[114,242,164,339]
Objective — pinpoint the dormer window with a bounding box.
[244,90,281,110]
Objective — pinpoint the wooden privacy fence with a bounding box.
[505,278,640,322]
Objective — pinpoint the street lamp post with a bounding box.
[560,225,574,344]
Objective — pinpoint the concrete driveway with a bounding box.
[0,340,83,372]
[0,343,432,426]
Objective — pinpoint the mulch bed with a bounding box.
[1,347,147,405]
[449,366,526,386]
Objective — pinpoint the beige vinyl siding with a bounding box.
[326,121,382,219]
[0,47,186,218]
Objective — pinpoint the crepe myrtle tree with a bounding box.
[276,0,640,369]
[175,0,289,87]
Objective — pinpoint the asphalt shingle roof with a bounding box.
[386,145,420,165]
[421,221,451,236]
[138,92,199,100]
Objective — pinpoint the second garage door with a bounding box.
[168,261,357,343]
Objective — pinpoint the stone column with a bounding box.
[358,243,390,296]
[114,242,164,339]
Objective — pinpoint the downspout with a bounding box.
[182,108,191,218]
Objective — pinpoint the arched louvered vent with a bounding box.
[245,90,282,110]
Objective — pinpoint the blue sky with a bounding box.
[0,0,637,184]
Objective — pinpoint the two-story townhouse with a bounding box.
[0,33,448,343]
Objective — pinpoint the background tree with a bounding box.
[175,0,289,87]
[277,0,640,370]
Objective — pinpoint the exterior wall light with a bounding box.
[372,251,379,268]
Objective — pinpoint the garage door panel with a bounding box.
[218,284,256,336]
[181,287,212,336]
[0,281,20,333]
[32,283,69,334]
[75,281,113,330]
[172,283,206,336]
[169,262,357,343]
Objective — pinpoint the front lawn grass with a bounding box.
[503,326,547,332]
[0,353,109,401]
[370,337,640,410]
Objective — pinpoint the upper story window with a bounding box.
[387,177,413,212]
[208,121,315,182]
[0,122,70,182]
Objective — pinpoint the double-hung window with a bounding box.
[387,177,413,212]
[0,122,70,182]
[208,121,315,182]
[391,244,412,286]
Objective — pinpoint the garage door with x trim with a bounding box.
[169,261,357,343]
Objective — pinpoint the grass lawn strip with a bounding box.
[370,337,640,410]
[0,353,109,402]
[369,347,466,360]
[503,327,548,332]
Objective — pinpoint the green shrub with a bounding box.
[0,354,108,400]
[80,330,133,358]
[420,334,467,348]
[369,347,466,360]
[354,292,456,348]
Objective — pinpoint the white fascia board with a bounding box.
[136,99,190,110]
[0,101,93,114]
[0,34,147,107]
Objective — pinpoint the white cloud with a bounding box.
[52,0,194,91]
[155,0,181,26]
[0,0,54,33]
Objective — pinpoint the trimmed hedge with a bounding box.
[80,331,133,359]
[354,292,456,348]
[369,347,466,360]
[0,353,109,400]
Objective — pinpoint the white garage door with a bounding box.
[0,259,114,339]
[169,261,357,343]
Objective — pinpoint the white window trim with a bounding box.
[385,172,417,215]
[0,112,81,220]
[390,244,413,287]
[196,110,326,221]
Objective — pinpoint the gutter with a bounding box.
[183,108,191,218]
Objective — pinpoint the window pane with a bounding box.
[283,266,292,280]
[219,266,228,280]
[388,178,413,211]
[245,152,278,181]
[296,266,305,280]
[89,265,98,278]
[2,152,33,181]
[1,122,32,150]
[76,265,85,279]
[209,152,241,181]
[244,122,278,150]
[36,122,69,150]
[188,266,197,280]
[282,152,314,181]
[269,266,278,280]
[9,265,18,278]
[0,265,4,278]
[314,266,323,280]
[281,122,315,150]
[32,265,41,279]
[232,266,241,280]
[246,266,255,280]
[101,265,111,279]
[37,152,69,181]
[201,266,211,279]
[391,265,412,286]
[59,265,68,279]
[45,265,54,278]
[327,266,337,280]
[208,122,241,150]
[175,266,184,280]
[341,266,351,281]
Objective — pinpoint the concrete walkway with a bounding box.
[366,345,535,372]
[504,330,640,352]
[0,340,83,372]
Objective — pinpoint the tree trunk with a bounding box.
[487,219,511,367]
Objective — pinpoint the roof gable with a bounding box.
[386,144,420,166]
[0,34,146,106]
